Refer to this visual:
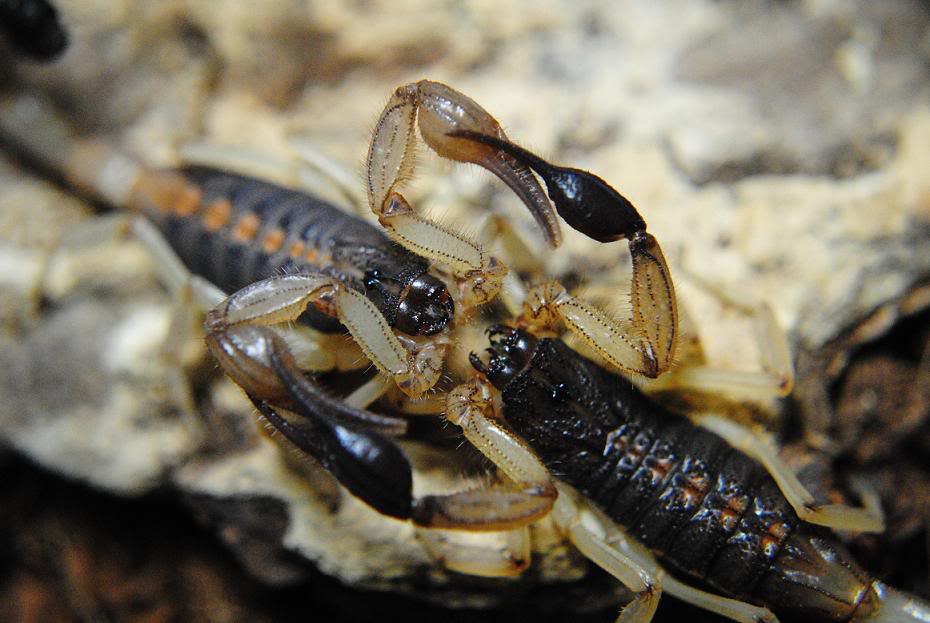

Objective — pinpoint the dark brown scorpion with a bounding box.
[2,80,928,622]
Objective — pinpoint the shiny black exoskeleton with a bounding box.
[150,167,454,336]
[0,0,68,60]
[472,326,884,622]
[448,130,646,244]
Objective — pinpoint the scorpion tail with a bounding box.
[0,94,140,205]
[851,581,930,622]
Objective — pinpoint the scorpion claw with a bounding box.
[448,130,647,243]
[268,343,407,436]
[252,397,414,521]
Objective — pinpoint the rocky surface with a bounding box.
[1,0,929,620]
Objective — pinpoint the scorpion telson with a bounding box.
[452,326,930,622]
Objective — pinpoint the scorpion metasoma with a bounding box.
[2,80,929,622]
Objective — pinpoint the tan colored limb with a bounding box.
[410,378,558,531]
[446,378,554,487]
[343,375,392,409]
[697,415,884,533]
[205,274,448,397]
[519,270,676,379]
[550,486,662,623]
[662,575,778,623]
[335,287,450,396]
[368,81,558,246]
[416,527,531,577]
[180,140,365,215]
[477,213,544,275]
[650,299,794,399]
[659,265,795,398]
[366,80,567,307]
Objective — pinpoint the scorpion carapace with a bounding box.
[462,325,930,622]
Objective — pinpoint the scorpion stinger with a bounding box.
[449,130,678,379]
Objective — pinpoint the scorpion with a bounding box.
[2,80,929,622]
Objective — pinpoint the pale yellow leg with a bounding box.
[416,527,531,577]
[208,273,448,398]
[179,141,363,214]
[365,80,569,307]
[520,271,676,379]
[343,375,391,409]
[550,486,662,623]
[663,575,778,623]
[698,414,885,533]
[657,266,795,398]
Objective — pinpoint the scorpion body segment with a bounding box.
[137,166,453,336]
[470,327,930,622]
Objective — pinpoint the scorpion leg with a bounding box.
[519,278,676,378]
[551,485,663,623]
[180,141,366,217]
[647,270,794,398]
[697,415,885,533]
[206,274,450,397]
[556,484,779,623]
[415,527,532,577]
[409,377,558,529]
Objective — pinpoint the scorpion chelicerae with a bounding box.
[2,80,928,622]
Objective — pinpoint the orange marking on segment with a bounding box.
[174,188,202,216]
[129,170,202,216]
[233,213,261,242]
[760,521,790,557]
[289,241,306,257]
[717,494,749,531]
[767,521,788,540]
[719,509,740,531]
[202,199,232,231]
[305,247,320,263]
[262,229,286,253]
[647,457,674,484]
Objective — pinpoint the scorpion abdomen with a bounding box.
[501,337,879,622]
[138,166,430,332]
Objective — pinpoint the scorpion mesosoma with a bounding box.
[4,80,926,622]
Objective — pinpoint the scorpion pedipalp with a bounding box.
[447,130,647,243]
[252,398,414,520]
[450,129,679,378]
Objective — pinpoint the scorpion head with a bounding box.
[365,269,455,336]
[469,325,538,390]
[395,274,456,336]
